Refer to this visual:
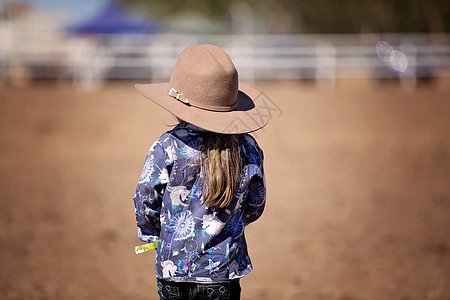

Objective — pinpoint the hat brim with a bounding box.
[135,81,270,134]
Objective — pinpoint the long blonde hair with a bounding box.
[200,132,242,208]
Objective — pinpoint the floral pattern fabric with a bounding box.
[133,123,266,283]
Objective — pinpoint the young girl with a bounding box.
[133,45,269,300]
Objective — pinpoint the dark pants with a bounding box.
[157,278,241,300]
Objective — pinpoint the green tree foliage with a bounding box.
[288,0,450,33]
[120,0,450,33]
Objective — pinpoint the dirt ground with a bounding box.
[0,79,449,300]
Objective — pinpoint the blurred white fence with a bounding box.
[1,30,450,89]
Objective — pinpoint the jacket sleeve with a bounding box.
[133,139,170,243]
[243,148,266,226]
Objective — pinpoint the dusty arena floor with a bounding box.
[0,79,449,299]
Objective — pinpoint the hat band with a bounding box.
[169,87,237,112]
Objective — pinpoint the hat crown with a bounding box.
[134,44,270,134]
[169,45,239,111]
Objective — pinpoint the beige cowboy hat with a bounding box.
[135,44,270,134]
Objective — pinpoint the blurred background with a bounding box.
[0,0,449,299]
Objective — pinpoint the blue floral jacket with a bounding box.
[133,123,266,283]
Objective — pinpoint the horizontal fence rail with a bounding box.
[1,27,450,89]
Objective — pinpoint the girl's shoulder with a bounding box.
[149,125,203,161]
[153,124,194,146]
[239,134,264,165]
[239,133,259,148]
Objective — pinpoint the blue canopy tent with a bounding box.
[67,2,161,34]
[66,3,162,79]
